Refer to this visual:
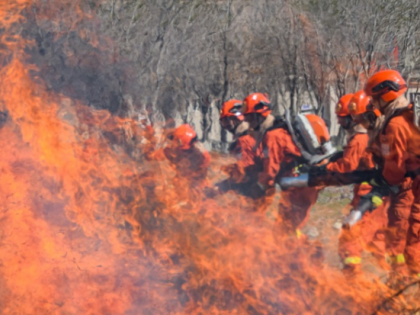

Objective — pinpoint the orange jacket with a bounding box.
[325,132,376,207]
[231,134,259,168]
[380,109,420,185]
[258,128,302,188]
[229,134,262,175]
[164,142,211,181]
[326,133,374,173]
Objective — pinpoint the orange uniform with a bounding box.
[217,132,263,196]
[164,142,211,183]
[379,110,420,185]
[257,117,318,234]
[326,133,370,173]
[258,127,302,187]
[378,108,420,273]
[231,134,259,170]
[364,137,414,273]
[228,133,262,181]
[363,70,419,273]
[241,93,318,235]
[328,132,388,271]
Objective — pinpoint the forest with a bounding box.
[26,0,420,148]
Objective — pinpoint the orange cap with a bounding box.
[242,93,271,117]
[335,94,354,117]
[364,69,407,103]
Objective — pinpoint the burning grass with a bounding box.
[0,0,419,314]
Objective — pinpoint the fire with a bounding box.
[0,0,419,314]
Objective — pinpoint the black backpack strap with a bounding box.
[229,130,250,153]
[236,130,249,138]
[265,116,289,132]
[328,151,344,163]
[228,140,238,153]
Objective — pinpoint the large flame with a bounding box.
[0,1,419,314]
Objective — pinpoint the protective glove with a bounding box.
[293,164,310,175]
[368,173,400,195]
[328,151,344,163]
[308,164,327,175]
[368,173,389,187]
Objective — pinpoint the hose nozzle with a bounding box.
[279,174,309,190]
[342,210,363,229]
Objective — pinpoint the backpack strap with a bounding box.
[284,109,313,163]
[236,130,249,138]
[266,116,289,132]
[228,140,238,153]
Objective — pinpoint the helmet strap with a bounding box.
[252,112,261,131]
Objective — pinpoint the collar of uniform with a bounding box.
[234,121,249,139]
[258,114,276,135]
[353,123,367,134]
[252,114,276,152]
[346,124,367,143]
[368,95,409,146]
[382,95,410,118]
[368,115,385,147]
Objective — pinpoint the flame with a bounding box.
[0,0,419,314]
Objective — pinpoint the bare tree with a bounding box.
[30,0,420,149]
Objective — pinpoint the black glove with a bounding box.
[369,173,389,187]
[328,151,344,163]
[309,164,327,175]
[368,173,400,195]
[292,164,310,175]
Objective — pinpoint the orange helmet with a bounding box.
[364,69,407,103]
[349,90,370,115]
[242,93,271,117]
[220,99,244,120]
[349,90,381,127]
[170,124,197,150]
[335,94,354,117]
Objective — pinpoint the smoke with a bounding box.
[0,1,415,314]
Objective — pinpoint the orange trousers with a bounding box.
[340,183,412,271]
[338,197,388,270]
[405,176,420,274]
[277,187,319,235]
[387,185,413,262]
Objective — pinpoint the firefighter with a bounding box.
[326,94,364,173]
[242,92,319,237]
[363,69,418,276]
[217,99,262,195]
[164,124,211,184]
[330,91,388,275]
